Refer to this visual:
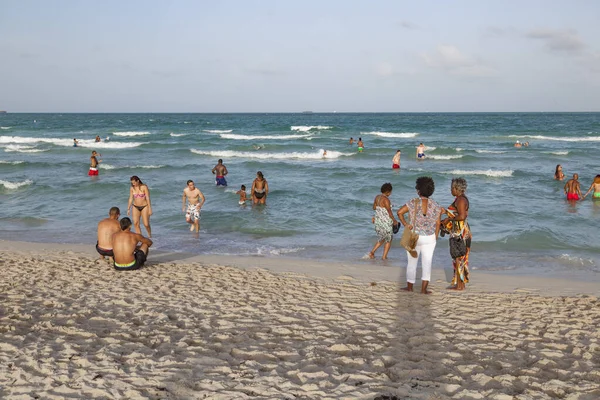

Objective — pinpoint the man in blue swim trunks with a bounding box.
[416,142,426,160]
[211,159,228,186]
[112,217,153,271]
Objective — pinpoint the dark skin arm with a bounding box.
[441,196,468,225]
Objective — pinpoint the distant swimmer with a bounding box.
[554,164,565,181]
[211,159,228,186]
[182,180,205,232]
[514,140,522,148]
[392,150,401,169]
[251,171,268,205]
[583,174,600,200]
[349,137,355,145]
[416,143,425,159]
[73,138,79,147]
[357,138,364,152]
[89,151,101,176]
[323,149,327,157]
[95,135,101,142]
[96,207,121,262]
[237,184,249,205]
[524,141,530,147]
[564,173,583,201]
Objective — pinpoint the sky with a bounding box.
[1,0,599,112]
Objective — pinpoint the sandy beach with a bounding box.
[1,240,599,399]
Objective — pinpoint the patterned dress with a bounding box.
[446,196,471,285]
[374,196,393,243]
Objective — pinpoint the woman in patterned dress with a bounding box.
[441,177,471,290]
[368,183,399,260]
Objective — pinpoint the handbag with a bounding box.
[449,225,467,259]
[400,199,419,258]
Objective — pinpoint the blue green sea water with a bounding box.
[1,113,599,277]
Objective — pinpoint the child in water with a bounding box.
[236,185,249,205]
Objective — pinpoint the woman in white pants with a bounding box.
[397,176,442,294]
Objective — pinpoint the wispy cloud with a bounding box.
[526,29,585,53]
[421,45,497,77]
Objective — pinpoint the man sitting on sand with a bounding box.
[564,173,583,201]
[211,159,228,186]
[112,217,153,271]
[96,207,121,262]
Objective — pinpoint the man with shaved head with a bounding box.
[564,173,583,201]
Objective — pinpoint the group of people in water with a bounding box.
[369,177,471,293]
[554,164,600,201]
[95,160,269,270]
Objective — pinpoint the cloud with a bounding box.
[526,29,585,53]
[421,45,497,77]
[375,62,394,77]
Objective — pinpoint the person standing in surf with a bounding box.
[392,150,401,169]
[416,143,426,159]
[211,159,228,186]
[127,176,152,237]
[357,138,364,152]
[251,171,268,205]
[182,180,205,233]
[564,173,583,201]
[89,151,101,176]
[583,175,600,200]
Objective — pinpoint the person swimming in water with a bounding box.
[416,143,425,159]
[211,159,228,186]
[251,171,268,205]
[392,150,401,169]
[564,173,583,201]
[554,164,565,181]
[237,185,249,205]
[73,138,79,147]
[357,138,364,152]
[88,151,101,176]
[583,175,600,200]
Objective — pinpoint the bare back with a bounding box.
[112,231,144,264]
[97,218,121,249]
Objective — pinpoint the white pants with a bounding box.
[406,234,436,283]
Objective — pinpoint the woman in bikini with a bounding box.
[583,174,600,200]
[251,171,269,205]
[554,164,565,181]
[128,175,152,237]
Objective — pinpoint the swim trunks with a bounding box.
[114,249,146,271]
[417,153,425,159]
[215,176,227,186]
[254,190,265,199]
[88,167,99,176]
[357,147,364,152]
[567,193,580,201]
[392,164,400,169]
[594,192,600,198]
[95,242,114,257]
[186,203,201,222]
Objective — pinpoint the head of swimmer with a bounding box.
[109,207,120,218]
[130,175,143,187]
[187,179,195,190]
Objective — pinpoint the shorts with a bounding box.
[567,193,580,201]
[215,176,227,186]
[186,203,201,222]
[392,164,400,169]
[96,242,114,257]
[114,249,147,271]
[417,153,425,159]
[357,147,364,152]
[88,167,99,176]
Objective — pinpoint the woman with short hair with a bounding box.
[368,183,399,260]
[397,177,442,294]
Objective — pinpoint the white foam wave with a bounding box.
[191,148,353,160]
[427,155,463,160]
[546,151,569,155]
[425,146,436,151]
[220,133,311,140]
[112,131,151,136]
[100,164,116,170]
[362,131,419,138]
[442,169,513,177]
[1,126,11,129]
[291,125,332,132]
[455,148,464,151]
[0,136,142,148]
[475,150,507,154]
[98,164,164,170]
[4,144,47,153]
[138,165,165,169]
[203,129,233,133]
[170,133,186,137]
[0,179,33,189]
[509,134,600,142]
[0,160,24,164]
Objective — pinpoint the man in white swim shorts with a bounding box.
[182,180,205,232]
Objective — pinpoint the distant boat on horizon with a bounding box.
[0,110,7,114]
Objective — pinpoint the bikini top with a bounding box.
[450,195,469,211]
[133,192,146,199]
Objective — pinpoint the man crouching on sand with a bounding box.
[112,217,153,271]
[96,207,121,262]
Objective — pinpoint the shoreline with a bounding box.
[1,240,599,398]
[1,239,599,296]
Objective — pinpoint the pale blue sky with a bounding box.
[1,0,599,112]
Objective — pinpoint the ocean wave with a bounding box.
[455,148,464,151]
[99,164,165,170]
[475,150,507,154]
[190,148,353,160]
[509,134,600,142]
[545,151,569,155]
[203,129,233,133]
[0,136,142,148]
[442,169,513,177]
[290,125,332,132]
[427,155,463,160]
[0,179,33,190]
[1,126,11,129]
[4,144,47,153]
[170,133,187,137]
[0,160,24,165]
[362,131,419,138]
[112,131,151,136]
[220,133,312,140]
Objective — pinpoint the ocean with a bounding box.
[1,112,599,278]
